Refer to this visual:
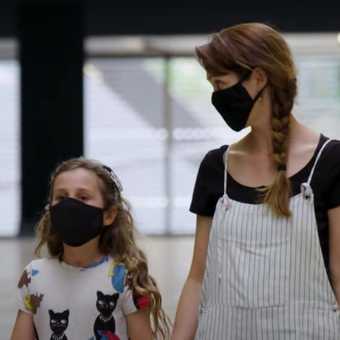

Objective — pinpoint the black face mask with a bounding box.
[50,198,104,247]
[211,74,266,132]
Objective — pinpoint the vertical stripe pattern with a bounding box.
[196,139,340,339]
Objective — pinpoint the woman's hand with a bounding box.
[172,215,212,340]
[127,308,153,340]
[328,206,340,305]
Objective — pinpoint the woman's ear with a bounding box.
[243,67,268,100]
[103,206,118,226]
[252,67,268,88]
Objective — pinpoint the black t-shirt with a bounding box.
[190,134,340,282]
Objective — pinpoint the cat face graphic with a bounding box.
[96,291,119,319]
[49,309,69,335]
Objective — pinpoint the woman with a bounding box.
[172,23,340,339]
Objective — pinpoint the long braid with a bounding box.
[263,80,296,217]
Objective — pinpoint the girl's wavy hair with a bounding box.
[35,157,171,339]
[196,22,297,217]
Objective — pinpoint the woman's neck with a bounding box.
[62,237,105,268]
[243,115,302,155]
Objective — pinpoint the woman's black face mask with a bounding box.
[211,72,266,131]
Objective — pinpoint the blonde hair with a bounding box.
[35,157,171,338]
[196,23,297,217]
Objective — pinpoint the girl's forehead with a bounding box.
[53,168,101,191]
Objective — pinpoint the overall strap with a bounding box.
[306,138,332,185]
[223,146,231,196]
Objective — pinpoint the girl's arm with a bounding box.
[328,206,340,305]
[11,310,35,340]
[172,215,212,340]
[127,308,153,340]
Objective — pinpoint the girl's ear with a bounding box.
[103,206,118,226]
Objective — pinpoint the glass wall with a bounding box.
[85,39,340,235]
[0,60,20,236]
[0,36,338,237]
[85,59,168,234]
[294,56,340,138]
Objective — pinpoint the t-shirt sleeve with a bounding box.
[325,141,340,209]
[189,148,225,217]
[16,264,33,315]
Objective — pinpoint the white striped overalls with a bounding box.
[196,139,340,339]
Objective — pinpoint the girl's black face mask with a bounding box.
[211,73,266,132]
[50,197,104,247]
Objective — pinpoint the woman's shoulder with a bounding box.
[312,135,340,188]
[324,136,340,152]
[200,144,229,169]
[320,136,340,165]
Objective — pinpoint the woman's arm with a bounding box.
[11,310,35,340]
[172,215,212,340]
[328,206,340,305]
[127,308,153,340]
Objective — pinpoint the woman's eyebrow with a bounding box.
[53,188,67,194]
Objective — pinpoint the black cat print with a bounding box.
[93,291,120,340]
[49,309,69,340]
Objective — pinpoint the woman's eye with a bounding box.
[55,195,65,201]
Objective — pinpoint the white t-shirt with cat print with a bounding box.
[17,256,150,340]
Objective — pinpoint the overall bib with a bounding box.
[196,139,340,339]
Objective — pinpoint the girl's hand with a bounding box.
[11,310,35,340]
[127,308,153,340]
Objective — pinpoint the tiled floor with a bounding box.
[1,236,194,339]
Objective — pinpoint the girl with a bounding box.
[172,23,340,339]
[11,158,171,340]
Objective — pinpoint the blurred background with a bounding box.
[1,0,340,337]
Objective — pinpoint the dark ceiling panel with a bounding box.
[1,2,340,37]
[84,3,340,35]
[0,4,16,37]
